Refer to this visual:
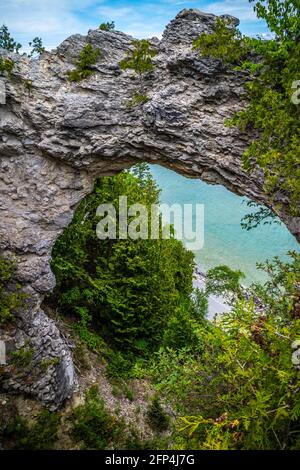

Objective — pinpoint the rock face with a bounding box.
[0,9,299,408]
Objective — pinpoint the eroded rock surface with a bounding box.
[0,9,299,407]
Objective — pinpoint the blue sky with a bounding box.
[1,0,270,52]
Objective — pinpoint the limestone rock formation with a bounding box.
[0,9,299,408]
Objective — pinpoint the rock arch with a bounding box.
[0,9,299,407]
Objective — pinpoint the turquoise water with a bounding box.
[149,164,299,285]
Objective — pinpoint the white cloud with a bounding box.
[97,6,134,19]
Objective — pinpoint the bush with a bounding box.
[67,44,101,82]
[99,21,115,31]
[163,298,205,350]
[50,165,194,354]
[205,265,245,298]
[146,396,170,432]
[0,56,14,75]
[0,24,21,52]
[120,39,157,75]
[10,342,33,368]
[193,1,300,215]
[28,37,45,57]
[125,92,149,108]
[71,386,125,449]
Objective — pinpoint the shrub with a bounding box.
[147,346,204,412]
[179,253,300,450]
[205,265,245,298]
[193,1,300,215]
[125,92,149,108]
[2,410,60,450]
[163,298,205,350]
[193,17,247,64]
[67,43,101,82]
[146,396,170,432]
[0,56,14,75]
[50,165,194,354]
[0,24,21,52]
[0,255,23,325]
[10,342,33,368]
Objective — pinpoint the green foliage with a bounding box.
[252,251,300,320]
[0,56,14,75]
[71,385,125,449]
[51,165,194,354]
[67,43,101,82]
[28,37,45,57]
[2,410,60,450]
[0,255,23,325]
[106,349,137,378]
[147,347,203,412]
[111,380,134,401]
[0,24,46,60]
[192,288,209,322]
[193,1,300,214]
[72,341,91,371]
[250,0,299,40]
[119,39,157,75]
[125,92,150,108]
[241,201,280,230]
[205,265,245,297]
[0,24,21,52]
[146,396,170,432]
[122,428,171,450]
[163,295,207,350]
[99,21,115,31]
[10,343,33,368]
[178,253,300,450]
[39,357,60,372]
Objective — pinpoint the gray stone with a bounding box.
[0,9,299,408]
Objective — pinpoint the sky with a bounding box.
[0,0,270,52]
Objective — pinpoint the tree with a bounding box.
[67,43,101,82]
[99,21,115,31]
[119,39,157,75]
[0,254,23,324]
[28,37,45,57]
[0,25,21,52]
[193,0,300,216]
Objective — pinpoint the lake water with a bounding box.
[150,164,299,285]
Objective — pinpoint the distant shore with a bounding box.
[193,264,264,320]
[193,265,232,320]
